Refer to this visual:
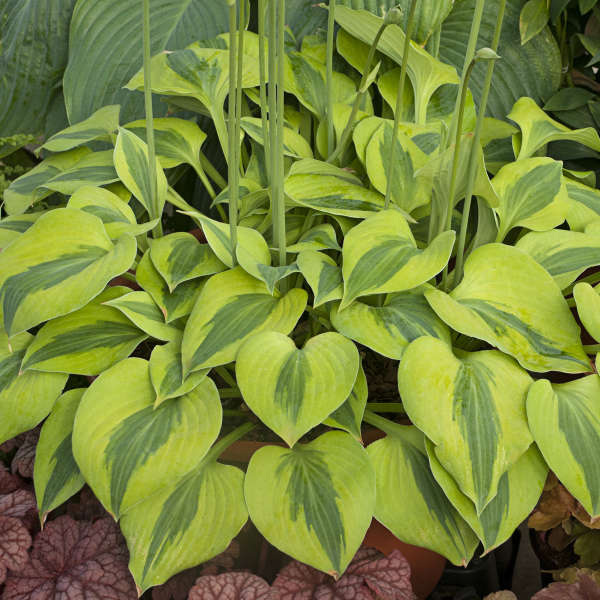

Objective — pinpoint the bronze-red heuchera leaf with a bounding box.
[532,574,600,600]
[10,430,39,480]
[271,548,414,600]
[2,515,137,600]
[188,572,271,600]
[0,517,31,586]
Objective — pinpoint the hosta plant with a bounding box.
[3,0,600,594]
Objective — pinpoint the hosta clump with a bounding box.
[3,0,600,594]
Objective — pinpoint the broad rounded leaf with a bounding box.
[0,212,46,250]
[286,224,341,253]
[0,208,137,337]
[520,0,550,45]
[0,516,31,583]
[188,572,271,600]
[574,282,600,343]
[297,251,343,307]
[182,267,307,373]
[527,376,600,517]
[399,337,533,513]
[425,244,589,373]
[34,389,85,519]
[565,179,600,231]
[72,358,222,518]
[236,331,359,447]
[245,431,376,577]
[341,210,455,308]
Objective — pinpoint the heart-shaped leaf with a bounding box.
[565,179,600,231]
[245,431,375,577]
[0,212,46,249]
[34,389,85,520]
[399,337,533,513]
[236,331,359,447]
[72,358,221,518]
[341,209,455,308]
[574,282,600,343]
[527,376,600,517]
[425,244,589,373]
[0,208,137,337]
[297,251,343,307]
[182,268,307,374]
[331,290,450,360]
[365,421,478,566]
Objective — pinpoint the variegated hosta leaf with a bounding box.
[364,121,430,213]
[40,105,120,153]
[574,282,600,342]
[366,424,478,566]
[41,150,119,196]
[3,147,90,215]
[136,250,204,323]
[353,117,385,166]
[72,357,222,518]
[0,208,137,337]
[34,389,86,519]
[182,267,307,374]
[236,332,359,447]
[341,209,455,308]
[426,441,547,553]
[149,342,208,406]
[398,337,533,513]
[149,232,226,292]
[330,290,450,360]
[509,97,600,160]
[527,376,600,516]
[285,173,386,219]
[565,179,600,231]
[425,244,589,373]
[104,291,182,343]
[121,455,248,592]
[493,157,568,241]
[297,251,343,307]
[286,224,341,253]
[241,117,313,159]
[245,431,375,576]
[288,158,362,185]
[114,128,168,219]
[21,287,147,375]
[124,117,207,169]
[324,363,367,441]
[0,212,46,249]
[516,229,600,290]
[0,331,67,445]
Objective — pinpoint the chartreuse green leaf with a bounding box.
[341,210,455,308]
[519,0,550,45]
[72,357,222,518]
[22,287,146,375]
[285,174,386,219]
[236,332,359,447]
[182,268,307,374]
[67,185,158,239]
[40,105,120,153]
[334,7,459,124]
[34,389,86,520]
[509,97,600,160]
[124,117,207,169]
[425,244,590,373]
[493,158,568,241]
[104,291,182,343]
[114,128,168,219]
[366,423,478,566]
[137,251,204,323]
[364,121,430,214]
[149,233,226,292]
[331,290,450,360]
[41,150,119,196]
[427,441,547,552]
[399,337,533,513]
[516,229,600,290]
[353,117,385,166]
[297,251,343,307]
[286,224,341,253]
[0,208,137,337]
[574,282,600,342]
[149,342,208,407]
[121,452,247,592]
[241,117,312,159]
[527,376,600,516]
[245,431,375,576]
[0,212,46,249]
[288,158,362,186]
[0,330,67,445]
[565,179,600,231]
[324,363,367,441]
[4,147,90,215]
